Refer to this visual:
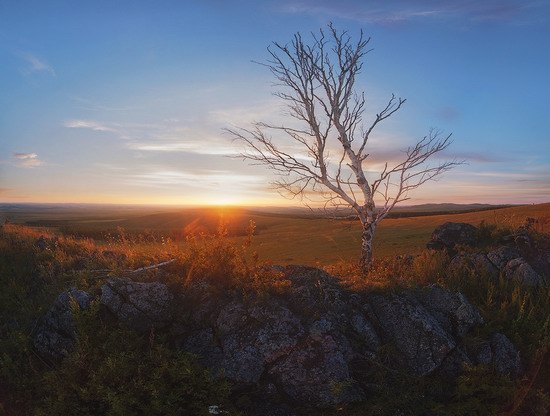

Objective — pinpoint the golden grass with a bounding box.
[249,203,550,265]
[3,202,549,267]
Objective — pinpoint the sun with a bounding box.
[205,194,244,207]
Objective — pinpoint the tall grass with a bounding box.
[1,218,548,415]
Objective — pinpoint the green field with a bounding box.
[1,202,549,265]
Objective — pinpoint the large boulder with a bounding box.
[33,288,91,360]
[502,258,546,287]
[100,277,173,331]
[268,334,364,405]
[468,333,522,377]
[366,292,458,376]
[486,246,520,270]
[179,267,361,406]
[447,253,499,279]
[415,285,484,337]
[216,301,305,384]
[427,222,479,250]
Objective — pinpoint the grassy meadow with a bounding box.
[2,202,549,266]
[248,204,548,265]
[1,202,549,415]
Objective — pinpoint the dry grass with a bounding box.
[1,209,549,415]
[2,202,549,267]
[248,203,550,265]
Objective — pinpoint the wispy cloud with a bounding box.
[128,140,241,156]
[13,152,43,168]
[427,165,550,202]
[279,0,548,25]
[14,152,38,159]
[125,169,265,190]
[18,53,56,76]
[64,119,116,132]
[280,1,441,24]
[62,113,247,155]
[209,100,282,127]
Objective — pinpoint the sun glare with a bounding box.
[204,194,244,207]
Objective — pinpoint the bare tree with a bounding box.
[227,24,462,274]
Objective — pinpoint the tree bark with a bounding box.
[360,222,376,275]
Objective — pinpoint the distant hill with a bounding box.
[0,202,525,226]
[391,203,514,213]
[247,203,518,219]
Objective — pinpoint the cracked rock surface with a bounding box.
[445,236,549,288]
[100,277,173,331]
[33,288,91,360]
[173,266,520,407]
[427,222,479,250]
[366,292,457,376]
[34,266,526,409]
[502,258,546,287]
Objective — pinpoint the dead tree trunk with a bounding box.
[360,221,376,274]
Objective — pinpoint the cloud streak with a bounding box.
[19,53,56,76]
[13,152,43,168]
[125,169,265,191]
[64,119,116,132]
[279,0,548,25]
[62,113,246,156]
[14,152,38,159]
[128,140,241,156]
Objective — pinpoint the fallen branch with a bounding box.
[89,259,177,276]
[90,269,113,274]
[130,259,176,274]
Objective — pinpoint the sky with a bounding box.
[1,0,550,206]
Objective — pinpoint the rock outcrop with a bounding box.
[33,266,525,409]
[427,222,479,250]
[33,288,91,360]
[100,277,174,331]
[502,258,546,287]
[467,333,523,377]
[443,232,548,288]
[171,266,520,407]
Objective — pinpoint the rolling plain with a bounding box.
[2,202,548,265]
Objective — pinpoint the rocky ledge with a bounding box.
[429,222,550,287]
[33,265,525,411]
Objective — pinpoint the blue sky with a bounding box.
[1,0,549,206]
